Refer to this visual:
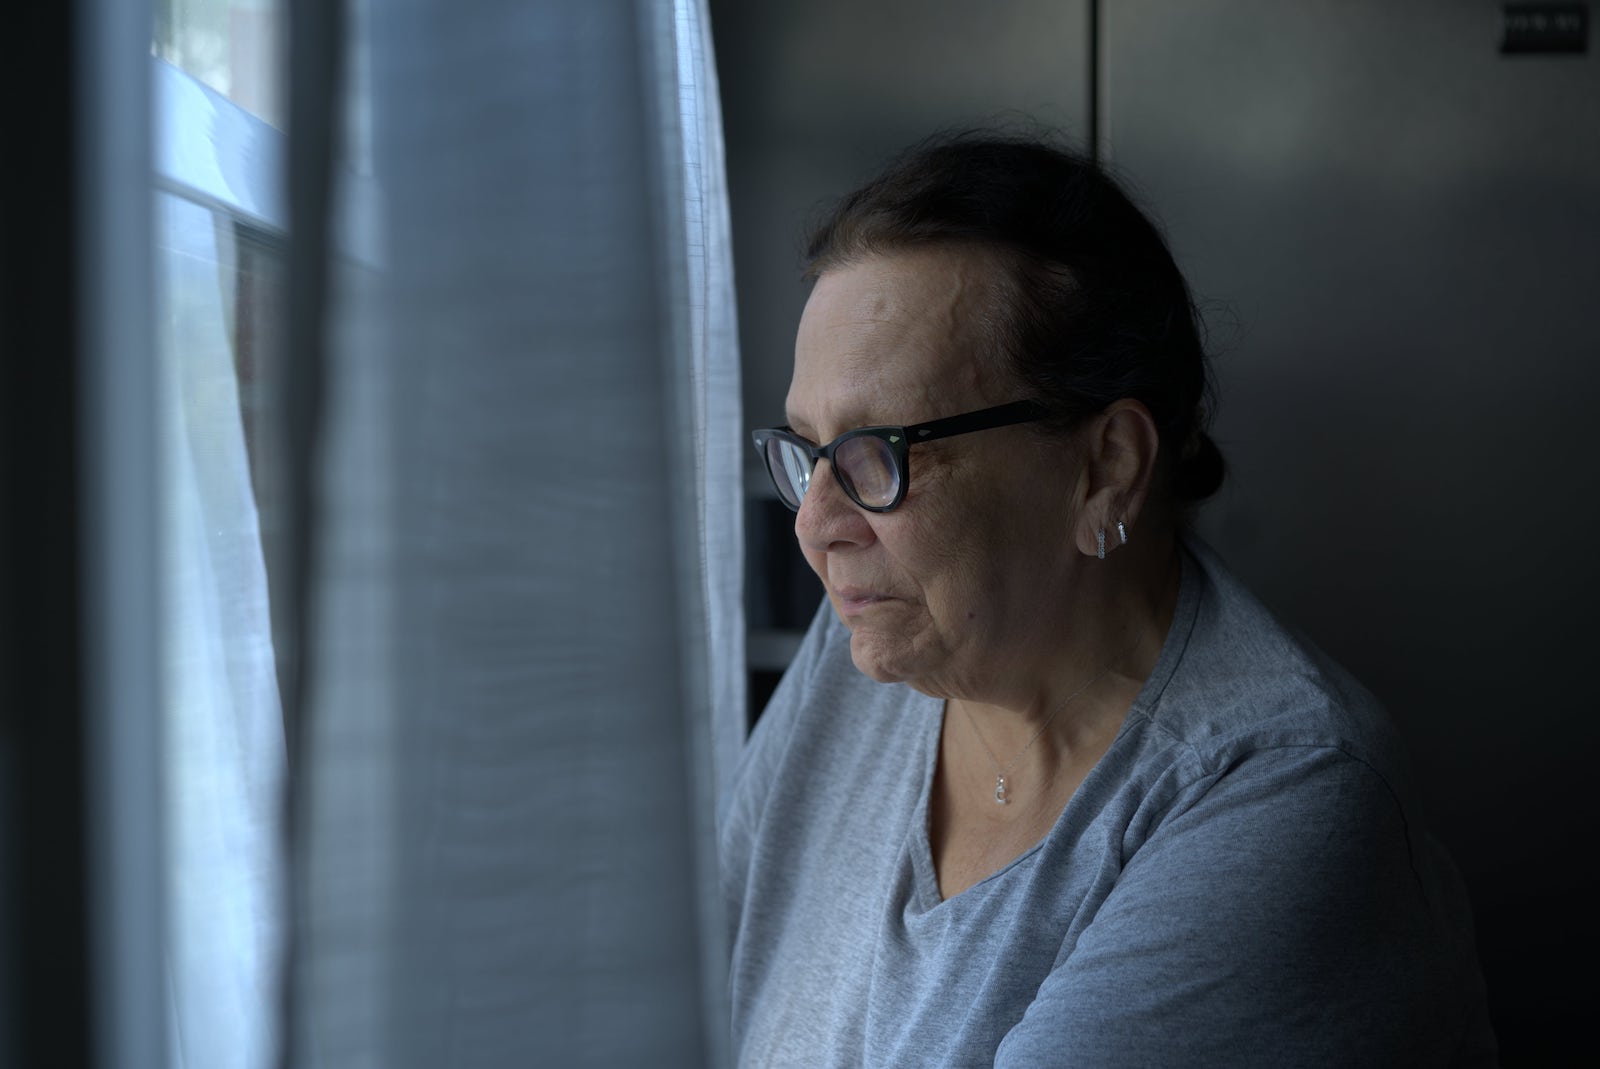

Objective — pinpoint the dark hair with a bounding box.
[802,130,1225,506]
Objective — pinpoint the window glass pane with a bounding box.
[154,0,284,128]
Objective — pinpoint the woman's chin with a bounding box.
[847,630,919,684]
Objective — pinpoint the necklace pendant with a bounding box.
[995,775,1007,805]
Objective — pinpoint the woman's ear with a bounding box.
[1074,399,1162,558]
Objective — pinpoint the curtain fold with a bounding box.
[650,3,745,1059]
[676,0,748,810]
[290,2,744,1065]
[156,194,286,1069]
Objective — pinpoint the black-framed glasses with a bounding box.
[751,399,1050,513]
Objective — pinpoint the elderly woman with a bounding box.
[719,132,1497,1068]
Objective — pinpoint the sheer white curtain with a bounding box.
[290,2,744,1066]
[673,0,748,807]
[155,194,285,1069]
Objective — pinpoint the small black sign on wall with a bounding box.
[1501,4,1589,53]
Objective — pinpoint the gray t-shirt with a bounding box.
[719,537,1497,1068]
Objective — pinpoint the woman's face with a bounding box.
[786,247,1087,700]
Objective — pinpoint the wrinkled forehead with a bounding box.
[788,247,1013,431]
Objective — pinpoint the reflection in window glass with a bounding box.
[154,190,286,1069]
[154,0,284,128]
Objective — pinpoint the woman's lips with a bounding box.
[834,588,892,614]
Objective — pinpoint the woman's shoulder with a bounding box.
[1137,536,1412,785]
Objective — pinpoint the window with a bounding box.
[153,19,288,1066]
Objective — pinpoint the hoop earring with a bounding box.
[1117,520,1128,545]
[1096,528,1106,560]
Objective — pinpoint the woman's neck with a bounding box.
[946,532,1182,754]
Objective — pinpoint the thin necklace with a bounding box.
[961,628,1148,805]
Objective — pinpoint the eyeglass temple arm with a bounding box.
[903,400,1050,444]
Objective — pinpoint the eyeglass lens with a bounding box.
[834,436,899,507]
[764,434,902,510]
[766,438,811,509]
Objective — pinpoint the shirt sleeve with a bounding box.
[994,744,1485,1069]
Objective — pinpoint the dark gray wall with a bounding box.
[711,2,1596,1063]
[1105,4,1598,1061]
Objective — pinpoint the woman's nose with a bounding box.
[794,460,872,553]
